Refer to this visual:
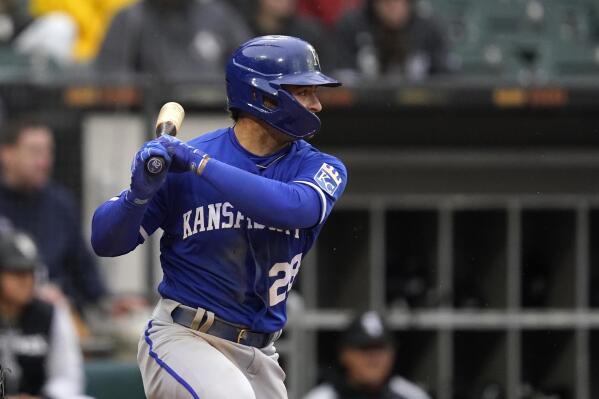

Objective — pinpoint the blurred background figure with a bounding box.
[0,116,148,348]
[246,0,335,72]
[94,0,252,81]
[27,0,136,64]
[0,0,136,71]
[303,310,430,399]
[334,0,452,81]
[297,0,363,29]
[0,0,34,48]
[0,0,76,67]
[0,221,90,399]
[0,116,136,327]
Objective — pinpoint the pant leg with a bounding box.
[197,333,288,399]
[249,344,288,399]
[137,300,256,399]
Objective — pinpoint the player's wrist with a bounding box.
[125,189,150,206]
[192,153,210,176]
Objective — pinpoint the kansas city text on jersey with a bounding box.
[182,201,301,239]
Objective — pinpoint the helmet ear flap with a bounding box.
[261,94,278,110]
[270,89,321,138]
[248,78,280,111]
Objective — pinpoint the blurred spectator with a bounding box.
[95,0,252,81]
[0,0,75,67]
[0,1,32,45]
[0,223,90,398]
[298,0,362,28]
[334,0,452,81]
[28,0,137,63]
[12,12,77,67]
[303,310,430,399]
[224,0,253,16]
[247,0,335,70]
[0,117,106,313]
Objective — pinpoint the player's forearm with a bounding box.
[91,192,146,256]
[202,159,320,229]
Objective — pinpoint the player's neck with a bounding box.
[233,118,292,156]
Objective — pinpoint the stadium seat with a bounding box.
[0,47,31,72]
[549,43,599,75]
[85,360,146,399]
[542,0,599,76]
[544,1,594,43]
[422,0,477,46]
[473,0,535,39]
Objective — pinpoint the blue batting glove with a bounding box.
[158,135,206,173]
[127,140,172,205]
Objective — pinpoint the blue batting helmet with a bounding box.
[226,35,341,139]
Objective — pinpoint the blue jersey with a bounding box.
[140,127,346,333]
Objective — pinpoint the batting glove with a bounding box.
[127,140,172,205]
[158,135,209,174]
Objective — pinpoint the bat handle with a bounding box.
[145,156,166,175]
[143,108,181,175]
[144,121,177,175]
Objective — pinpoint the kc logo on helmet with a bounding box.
[308,45,320,69]
[314,163,342,196]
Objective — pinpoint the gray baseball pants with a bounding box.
[137,298,288,399]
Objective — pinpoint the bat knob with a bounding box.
[146,156,165,175]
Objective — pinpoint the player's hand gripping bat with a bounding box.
[145,102,185,175]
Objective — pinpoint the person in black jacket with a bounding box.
[0,220,88,398]
[304,311,430,399]
[334,0,453,81]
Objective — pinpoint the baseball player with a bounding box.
[91,35,347,398]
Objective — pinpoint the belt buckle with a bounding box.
[236,328,248,344]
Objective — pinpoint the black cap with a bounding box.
[0,223,41,272]
[341,311,394,349]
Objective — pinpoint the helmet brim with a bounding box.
[2,261,38,272]
[273,71,341,87]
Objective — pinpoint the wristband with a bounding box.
[195,154,210,176]
[125,190,149,206]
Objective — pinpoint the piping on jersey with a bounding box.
[144,320,201,399]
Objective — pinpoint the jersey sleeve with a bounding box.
[139,177,170,241]
[293,154,347,225]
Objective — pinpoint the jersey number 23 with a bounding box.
[269,253,302,306]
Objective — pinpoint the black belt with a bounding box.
[171,306,280,348]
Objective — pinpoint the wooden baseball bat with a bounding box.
[145,102,185,175]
